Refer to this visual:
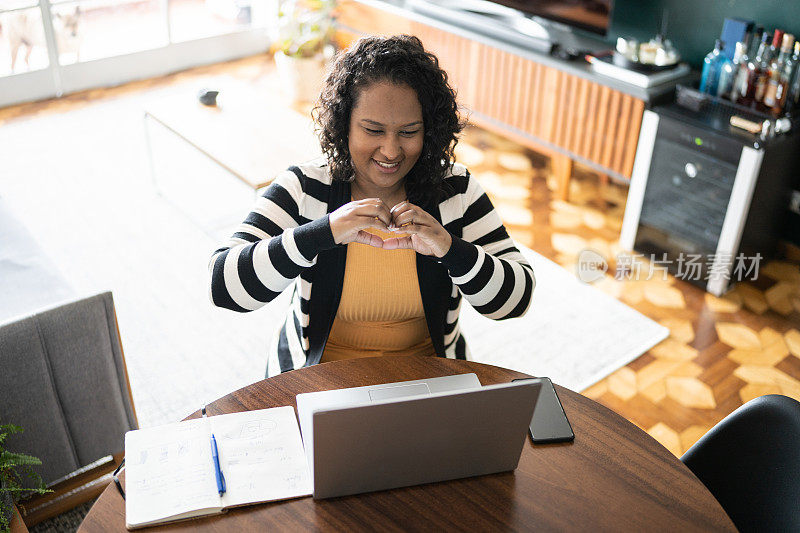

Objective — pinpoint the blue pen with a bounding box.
[202,405,226,496]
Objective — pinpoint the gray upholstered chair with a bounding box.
[0,291,137,524]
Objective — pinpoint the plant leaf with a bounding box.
[0,451,43,468]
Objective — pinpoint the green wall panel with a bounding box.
[609,0,800,68]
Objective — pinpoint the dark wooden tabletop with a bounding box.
[79,356,735,532]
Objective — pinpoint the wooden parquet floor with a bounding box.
[3,54,799,458]
[457,127,800,457]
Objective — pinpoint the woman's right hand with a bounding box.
[329,198,392,248]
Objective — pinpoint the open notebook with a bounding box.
[124,406,311,529]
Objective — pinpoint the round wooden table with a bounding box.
[80,357,735,531]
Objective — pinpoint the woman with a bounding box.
[209,35,535,377]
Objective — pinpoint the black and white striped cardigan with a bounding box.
[209,158,535,377]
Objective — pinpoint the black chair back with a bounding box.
[681,394,800,533]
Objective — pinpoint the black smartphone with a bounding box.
[513,377,574,443]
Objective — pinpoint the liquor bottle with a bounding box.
[700,40,731,95]
[785,42,800,114]
[775,29,785,45]
[753,32,774,106]
[750,26,764,56]
[745,26,763,58]
[718,41,746,98]
[764,33,795,113]
[778,40,800,112]
[767,29,784,65]
[731,27,763,104]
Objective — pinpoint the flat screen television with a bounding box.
[409,0,613,55]
[486,0,613,35]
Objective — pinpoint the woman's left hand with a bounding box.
[383,201,452,258]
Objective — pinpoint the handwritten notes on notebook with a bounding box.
[124,406,311,529]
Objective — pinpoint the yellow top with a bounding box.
[321,227,435,362]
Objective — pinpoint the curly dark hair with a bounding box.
[312,34,466,205]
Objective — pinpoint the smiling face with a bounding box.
[348,81,424,202]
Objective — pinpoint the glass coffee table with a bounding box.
[143,78,321,230]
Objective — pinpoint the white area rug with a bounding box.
[0,82,665,429]
[461,248,668,392]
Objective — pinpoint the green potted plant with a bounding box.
[273,0,336,103]
[1,424,50,533]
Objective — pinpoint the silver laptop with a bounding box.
[295,373,540,499]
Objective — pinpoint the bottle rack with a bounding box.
[675,84,791,137]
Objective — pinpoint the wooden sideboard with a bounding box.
[334,0,647,200]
